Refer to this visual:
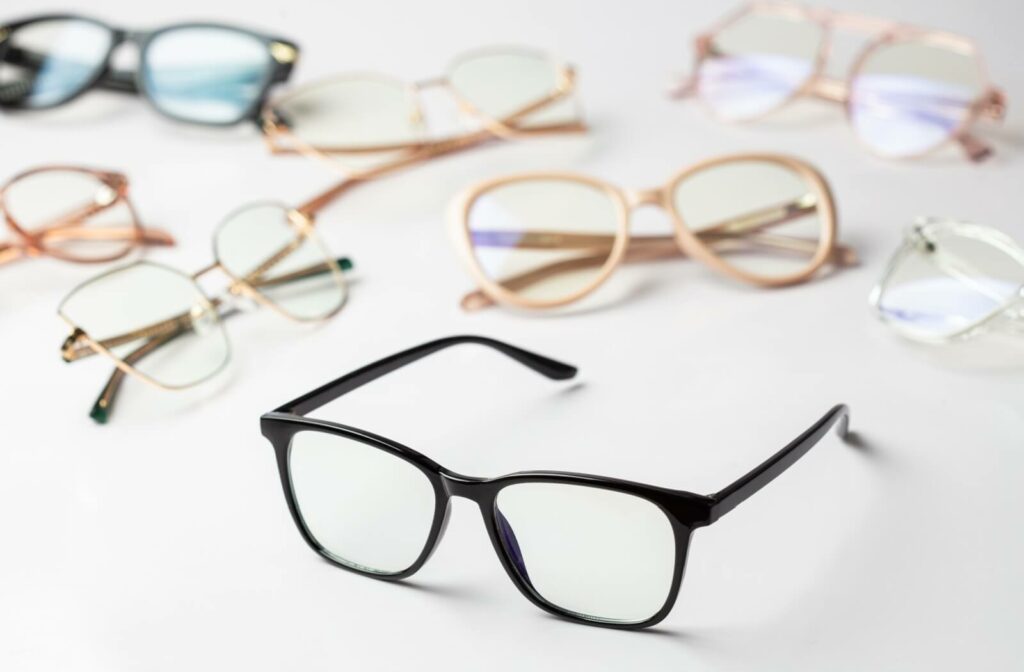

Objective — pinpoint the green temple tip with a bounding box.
[89,399,110,425]
[337,257,354,272]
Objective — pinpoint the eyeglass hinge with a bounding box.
[61,328,87,362]
[270,42,297,64]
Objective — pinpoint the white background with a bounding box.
[2,1,1022,670]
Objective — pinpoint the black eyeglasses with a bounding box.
[260,336,856,629]
[0,14,298,125]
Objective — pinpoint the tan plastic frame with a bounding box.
[674,1,1007,162]
[0,165,174,266]
[259,45,587,180]
[452,153,856,312]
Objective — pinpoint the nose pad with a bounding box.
[495,509,531,584]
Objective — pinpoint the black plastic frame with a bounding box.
[0,13,298,126]
[260,336,854,629]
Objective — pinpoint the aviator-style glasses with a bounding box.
[871,218,1024,343]
[1,165,173,267]
[261,336,856,629]
[0,14,298,125]
[451,153,856,312]
[672,2,1006,161]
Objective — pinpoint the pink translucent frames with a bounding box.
[673,2,1006,162]
[0,166,174,266]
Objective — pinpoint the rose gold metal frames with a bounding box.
[0,166,174,266]
[58,206,351,423]
[259,46,586,176]
[672,2,1006,162]
[453,153,857,312]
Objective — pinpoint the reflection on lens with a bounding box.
[142,26,271,124]
[465,177,623,306]
[672,158,829,279]
[699,11,823,121]
[0,18,113,108]
[495,483,676,624]
[876,223,1024,339]
[850,41,984,157]
[448,49,578,128]
[4,168,137,261]
[214,203,346,321]
[289,430,437,575]
[58,262,230,387]
[270,76,424,149]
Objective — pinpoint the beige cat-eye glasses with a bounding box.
[452,153,857,312]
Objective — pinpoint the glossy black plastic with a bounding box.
[261,336,855,629]
[0,14,297,125]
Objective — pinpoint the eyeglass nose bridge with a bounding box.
[623,187,668,209]
[439,471,490,501]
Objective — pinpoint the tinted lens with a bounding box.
[288,430,438,575]
[0,18,113,108]
[448,49,578,128]
[699,11,823,120]
[270,76,424,150]
[3,168,137,261]
[58,262,230,388]
[463,177,624,306]
[214,204,346,321]
[142,26,272,124]
[876,223,1024,339]
[672,158,830,280]
[494,483,676,624]
[850,41,984,157]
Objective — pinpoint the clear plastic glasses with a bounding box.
[451,153,857,312]
[58,204,351,423]
[871,219,1024,343]
[673,2,1006,161]
[0,165,173,266]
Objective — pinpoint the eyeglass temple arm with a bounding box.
[706,404,854,524]
[276,336,577,417]
[65,257,353,424]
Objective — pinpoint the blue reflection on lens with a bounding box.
[142,27,271,124]
[0,19,113,108]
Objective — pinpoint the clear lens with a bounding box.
[494,483,676,624]
[214,204,346,321]
[58,262,230,388]
[448,49,578,128]
[3,168,137,261]
[699,11,823,121]
[850,41,984,157]
[0,18,113,108]
[270,76,424,149]
[876,223,1024,339]
[464,177,624,306]
[672,158,830,279]
[142,26,272,124]
[288,430,438,575]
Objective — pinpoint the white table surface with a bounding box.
[2,1,1022,670]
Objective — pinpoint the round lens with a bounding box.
[58,262,230,388]
[494,483,677,624]
[214,203,346,321]
[448,49,578,128]
[3,168,138,262]
[462,177,625,307]
[850,40,985,157]
[142,26,272,124]
[671,157,832,281]
[288,430,438,575]
[875,222,1024,340]
[269,76,425,150]
[0,18,113,108]
[698,10,823,121]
